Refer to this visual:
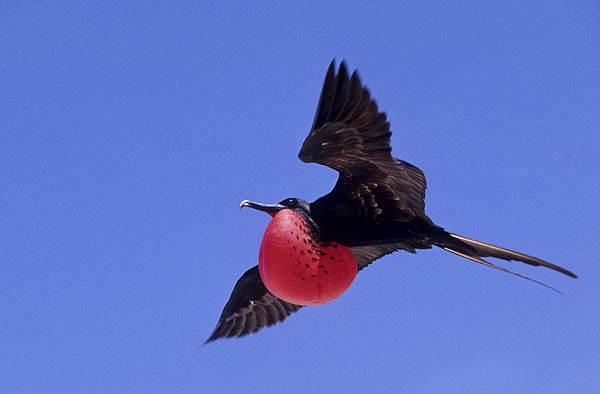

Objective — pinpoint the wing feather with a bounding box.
[300,61,427,223]
[206,266,301,343]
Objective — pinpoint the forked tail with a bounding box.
[433,231,577,293]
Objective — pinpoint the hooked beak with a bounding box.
[240,199,285,216]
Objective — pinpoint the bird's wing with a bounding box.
[207,253,387,342]
[206,266,301,343]
[299,60,427,221]
[351,242,416,271]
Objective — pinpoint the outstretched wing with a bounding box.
[206,266,301,343]
[299,61,427,223]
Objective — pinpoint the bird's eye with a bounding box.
[282,198,295,206]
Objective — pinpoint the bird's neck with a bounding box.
[295,208,321,241]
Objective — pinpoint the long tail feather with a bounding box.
[442,247,563,294]
[449,233,577,278]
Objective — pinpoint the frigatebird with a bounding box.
[207,61,576,342]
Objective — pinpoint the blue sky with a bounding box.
[2,2,599,393]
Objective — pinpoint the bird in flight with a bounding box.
[207,60,577,343]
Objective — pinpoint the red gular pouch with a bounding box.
[258,209,357,306]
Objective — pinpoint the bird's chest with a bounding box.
[258,209,357,306]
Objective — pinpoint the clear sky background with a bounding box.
[2,2,599,393]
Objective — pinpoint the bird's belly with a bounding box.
[318,216,436,248]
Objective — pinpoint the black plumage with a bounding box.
[207,61,576,343]
[206,266,300,342]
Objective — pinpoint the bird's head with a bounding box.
[240,197,310,217]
